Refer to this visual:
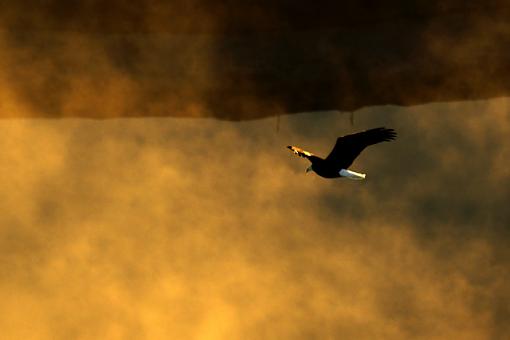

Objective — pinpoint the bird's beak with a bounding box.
[305,165,313,173]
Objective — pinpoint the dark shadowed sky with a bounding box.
[0,99,509,339]
[2,2,510,119]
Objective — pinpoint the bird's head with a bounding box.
[306,165,313,173]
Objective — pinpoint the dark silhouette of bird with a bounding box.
[287,127,397,179]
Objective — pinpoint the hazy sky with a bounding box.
[2,3,510,339]
[1,99,509,339]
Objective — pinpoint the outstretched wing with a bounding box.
[325,127,397,168]
[287,145,322,162]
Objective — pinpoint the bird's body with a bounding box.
[287,127,397,179]
[308,158,344,178]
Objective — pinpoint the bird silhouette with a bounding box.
[287,127,397,179]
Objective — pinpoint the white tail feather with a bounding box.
[339,169,366,180]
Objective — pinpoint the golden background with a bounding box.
[1,101,509,339]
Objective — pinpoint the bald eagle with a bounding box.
[287,127,397,179]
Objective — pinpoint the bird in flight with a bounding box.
[287,127,397,179]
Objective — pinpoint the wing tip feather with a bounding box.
[379,127,397,142]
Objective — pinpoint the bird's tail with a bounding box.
[339,169,366,180]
